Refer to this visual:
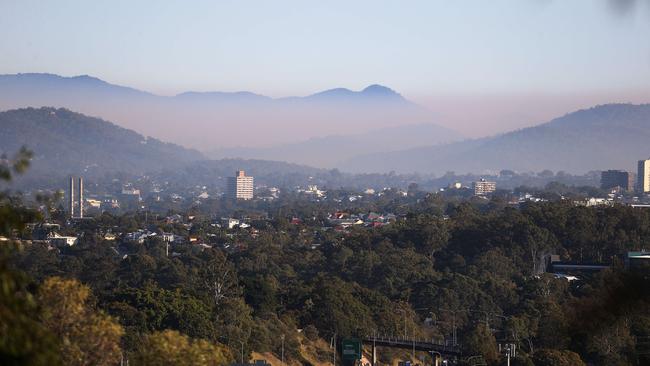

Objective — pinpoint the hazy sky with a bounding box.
[1,0,649,137]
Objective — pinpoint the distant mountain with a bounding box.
[0,73,443,151]
[342,104,650,174]
[209,123,462,168]
[294,84,408,104]
[0,107,203,180]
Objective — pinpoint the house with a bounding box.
[166,214,183,224]
[291,217,303,225]
[103,232,117,241]
[48,233,78,247]
[125,230,156,244]
[161,232,175,242]
[222,218,240,229]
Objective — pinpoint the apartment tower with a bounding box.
[601,170,636,191]
[227,170,254,200]
[638,159,650,193]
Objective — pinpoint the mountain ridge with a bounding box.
[0,73,407,103]
[0,73,437,151]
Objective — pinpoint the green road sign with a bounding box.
[341,338,362,361]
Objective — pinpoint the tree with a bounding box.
[532,349,585,366]
[0,146,32,182]
[464,323,499,364]
[200,250,240,310]
[0,147,60,365]
[0,147,39,237]
[131,330,232,366]
[107,283,216,343]
[38,277,123,366]
[0,247,60,366]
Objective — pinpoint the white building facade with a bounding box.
[227,170,254,200]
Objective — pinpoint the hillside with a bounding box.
[342,104,650,174]
[0,107,203,179]
[0,73,444,152]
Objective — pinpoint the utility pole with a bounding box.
[281,334,285,366]
[452,312,457,346]
[397,308,407,339]
[499,343,516,366]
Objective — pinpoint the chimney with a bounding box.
[78,177,84,218]
[69,176,75,218]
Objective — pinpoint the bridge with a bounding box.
[361,335,461,365]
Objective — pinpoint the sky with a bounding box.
[1,0,649,137]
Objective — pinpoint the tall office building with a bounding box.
[601,170,635,191]
[227,170,254,200]
[638,159,650,193]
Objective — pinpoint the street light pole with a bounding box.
[411,325,416,360]
[239,340,245,364]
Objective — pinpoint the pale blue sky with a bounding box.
[1,0,649,136]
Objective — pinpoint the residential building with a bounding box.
[638,159,650,193]
[473,179,496,196]
[161,232,175,242]
[227,170,254,200]
[601,170,635,191]
[121,187,142,203]
[48,233,78,247]
[221,217,240,229]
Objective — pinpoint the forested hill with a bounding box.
[0,107,203,179]
[343,103,650,174]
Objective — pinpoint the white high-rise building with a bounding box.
[638,159,650,193]
[227,170,254,200]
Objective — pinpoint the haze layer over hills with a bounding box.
[343,104,650,174]
[2,74,649,176]
[0,73,456,161]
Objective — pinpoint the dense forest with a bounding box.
[1,153,650,366]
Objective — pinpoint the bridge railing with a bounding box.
[362,335,461,352]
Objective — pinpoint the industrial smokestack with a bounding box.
[78,177,84,218]
[69,176,75,218]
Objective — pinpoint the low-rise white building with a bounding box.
[48,233,78,247]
